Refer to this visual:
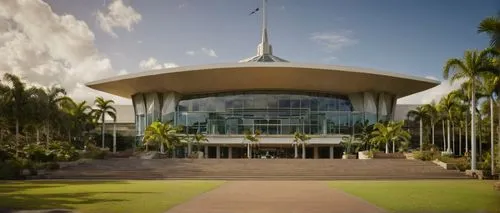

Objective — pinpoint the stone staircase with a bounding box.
[46,158,469,180]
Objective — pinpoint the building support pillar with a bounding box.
[216,145,221,159]
[314,146,319,159]
[329,145,334,159]
[228,147,232,159]
[204,145,208,159]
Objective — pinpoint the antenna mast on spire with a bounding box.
[258,0,272,55]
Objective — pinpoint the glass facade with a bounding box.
[169,91,376,136]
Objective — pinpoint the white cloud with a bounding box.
[96,0,142,38]
[117,69,128,75]
[139,57,178,70]
[185,48,218,57]
[310,30,358,51]
[0,0,130,105]
[397,79,464,105]
[137,40,142,44]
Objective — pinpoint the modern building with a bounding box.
[86,0,438,159]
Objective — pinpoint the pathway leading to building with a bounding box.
[165,181,386,213]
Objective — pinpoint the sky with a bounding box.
[0,0,498,105]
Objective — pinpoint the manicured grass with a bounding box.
[0,180,223,213]
[329,180,500,213]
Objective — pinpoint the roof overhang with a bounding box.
[86,62,439,99]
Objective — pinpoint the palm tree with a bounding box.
[407,106,427,151]
[2,73,29,143]
[61,99,93,144]
[439,93,460,153]
[44,86,69,144]
[389,121,411,152]
[478,13,500,50]
[370,121,409,153]
[189,133,208,157]
[293,131,311,159]
[143,121,183,156]
[244,129,261,159]
[480,71,499,174]
[93,97,116,148]
[422,101,439,146]
[443,48,497,170]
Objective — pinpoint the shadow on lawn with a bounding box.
[0,191,159,212]
[0,180,130,193]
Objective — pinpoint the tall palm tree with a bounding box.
[443,48,497,170]
[2,73,29,143]
[44,86,69,144]
[61,99,92,143]
[422,101,439,146]
[478,13,500,50]
[294,131,311,159]
[438,92,459,153]
[407,106,427,151]
[480,71,499,174]
[244,129,261,159]
[93,97,116,148]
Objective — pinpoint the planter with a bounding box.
[358,151,372,159]
[342,154,356,159]
[433,159,457,170]
[197,151,204,159]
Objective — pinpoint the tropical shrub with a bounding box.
[0,159,23,180]
[82,143,108,159]
[48,141,79,161]
[413,150,439,161]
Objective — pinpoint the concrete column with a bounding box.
[204,145,208,158]
[216,145,221,159]
[329,145,334,159]
[314,146,319,159]
[228,147,232,159]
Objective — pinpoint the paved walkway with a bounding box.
[165,181,385,213]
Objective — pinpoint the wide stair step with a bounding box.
[45,158,469,180]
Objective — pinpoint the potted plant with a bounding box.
[341,136,358,159]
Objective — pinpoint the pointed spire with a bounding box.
[258,0,272,55]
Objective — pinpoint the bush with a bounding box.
[0,159,22,180]
[48,141,80,161]
[413,150,439,161]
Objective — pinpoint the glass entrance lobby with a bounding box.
[200,144,345,159]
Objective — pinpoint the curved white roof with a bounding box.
[86,62,439,99]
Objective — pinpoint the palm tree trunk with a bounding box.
[466,114,469,153]
[419,118,423,151]
[385,142,389,154]
[442,121,446,151]
[101,115,105,148]
[247,143,251,159]
[68,131,71,143]
[447,119,452,153]
[392,140,395,153]
[459,127,462,156]
[452,123,455,154]
[294,144,298,158]
[471,86,477,171]
[302,143,306,159]
[36,128,40,143]
[491,97,495,175]
[431,123,435,145]
[113,123,117,153]
[46,123,50,145]
[15,118,19,143]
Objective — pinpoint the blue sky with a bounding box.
[2,0,499,104]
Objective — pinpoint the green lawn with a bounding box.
[330,180,500,213]
[0,180,223,213]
